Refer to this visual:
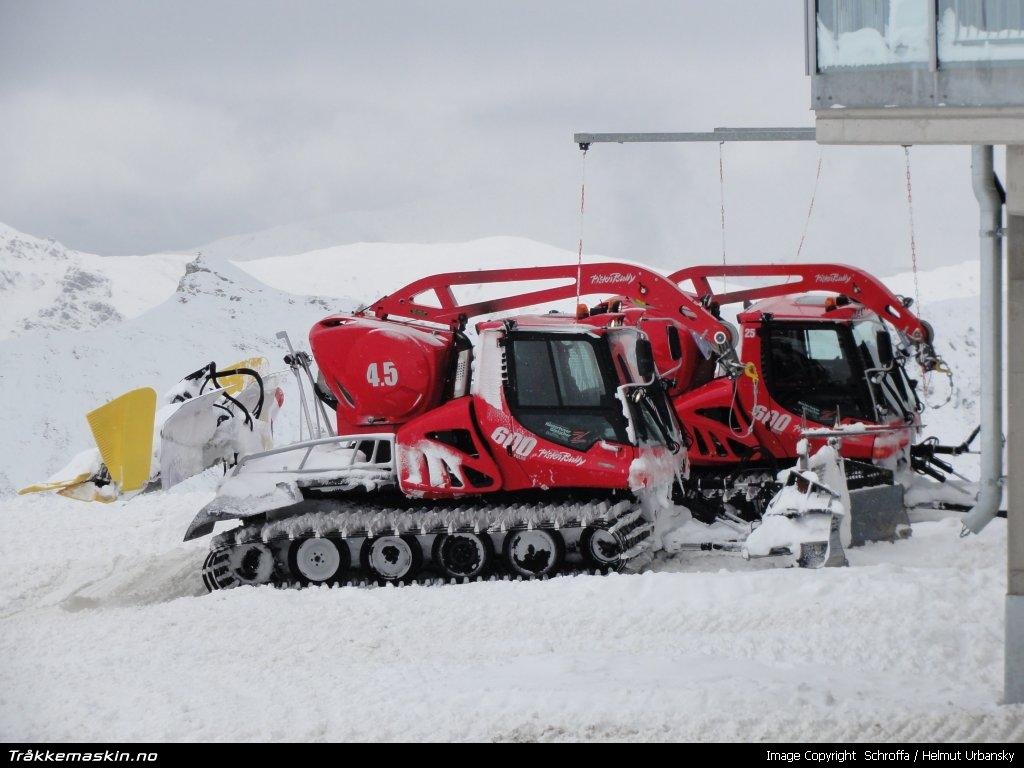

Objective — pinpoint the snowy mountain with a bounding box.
[0,223,191,341]
[186,191,573,264]
[232,236,620,306]
[0,222,985,495]
[0,240,344,496]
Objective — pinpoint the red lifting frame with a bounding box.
[367,262,731,343]
[669,262,932,343]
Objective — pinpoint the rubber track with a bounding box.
[204,498,653,590]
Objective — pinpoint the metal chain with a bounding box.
[902,145,923,312]
[902,145,953,408]
[795,150,824,261]
[575,147,588,310]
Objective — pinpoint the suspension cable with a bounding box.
[574,146,588,311]
[902,146,923,312]
[794,149,824,261]
[718,141,727,293]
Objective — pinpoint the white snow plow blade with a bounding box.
[157,389,231,490]
[660,441,850,569]
[743,467,847,569]
[160,372,283,490]
[21,359,283,502]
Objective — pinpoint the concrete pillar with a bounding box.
[1007,145,1024,704]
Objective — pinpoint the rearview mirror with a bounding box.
[636,338,656,381]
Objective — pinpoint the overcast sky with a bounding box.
[0,1,987,273]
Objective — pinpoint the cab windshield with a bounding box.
[506,333,628,451]
[764,322,874,423]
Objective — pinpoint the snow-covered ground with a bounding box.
[0,486,1019,742]
[0,221,1013,742]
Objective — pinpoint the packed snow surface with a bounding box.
[0,488,1019,742]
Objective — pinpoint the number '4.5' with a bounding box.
[366,361,398,387]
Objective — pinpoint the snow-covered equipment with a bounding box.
[18,387,157,502]
[743,467,845,569]
[19,357,283,502]
[185,263,844,590]
[570,137,975,535]
[743,438,849,568]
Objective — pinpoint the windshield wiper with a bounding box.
[875,363,915,422]
[633,387,681,453]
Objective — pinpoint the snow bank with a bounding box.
[817,0,930,68]
[0,487,1019,741]
[817,3,1024,69]
[938,7,1024,63]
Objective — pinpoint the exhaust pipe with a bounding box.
[962,145,1006,536]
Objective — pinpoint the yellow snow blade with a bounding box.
[57,482,117,503]
[17,472,93,496]
[218,356,268,396]
[86,387,157,493]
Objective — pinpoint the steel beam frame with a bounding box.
[573,127,816,150]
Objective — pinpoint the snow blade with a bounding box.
[17,471,94,497]
[743,466,847,568]
[21,359,281,503]
[17,473,92,495]
[158,387,229,490]
[85,387,157,493]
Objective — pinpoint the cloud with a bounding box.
[0,0,988,276]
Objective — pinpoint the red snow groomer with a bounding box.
[606,263,968,539]
[183,260,962,589]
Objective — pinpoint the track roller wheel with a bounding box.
[579,524,625,572]
[796,541,829,569]
[503,528,564,579]
[202,549,234,592]
[202,542,275,592]
[432,532,493,580]
[289,535,348,585]
[361,534,423,583]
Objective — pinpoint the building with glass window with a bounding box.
[807,0,1024,142]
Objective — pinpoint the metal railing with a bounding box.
[234,433,396,477]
